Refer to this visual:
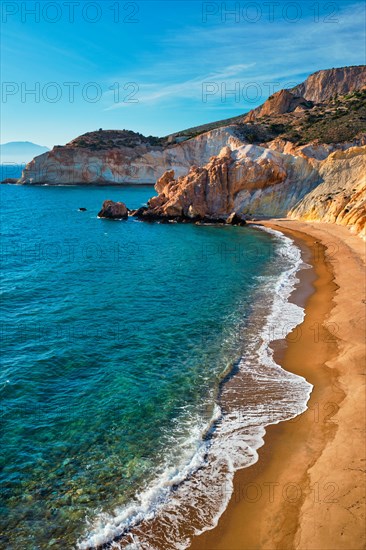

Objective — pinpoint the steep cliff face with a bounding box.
[19,127,244,185]
[291,66,366,103]
[244,65,366,122]
[289,147,366,235]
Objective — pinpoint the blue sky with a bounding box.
[1,0,365,147]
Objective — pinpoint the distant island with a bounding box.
[0,141,50,164]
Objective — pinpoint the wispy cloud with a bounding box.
[3,0,365,144]
[105,63,257,109]
[104,1,366,112]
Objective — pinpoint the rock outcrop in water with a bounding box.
[98,200,128,219]
[144,146,292,220]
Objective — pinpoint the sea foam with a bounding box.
[78,227,313,550]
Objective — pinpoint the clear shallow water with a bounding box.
[0,185,312,549]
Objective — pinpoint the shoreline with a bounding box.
[80,220,315,550]
[189,220,365,550]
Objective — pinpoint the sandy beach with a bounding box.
[190,220,365,550]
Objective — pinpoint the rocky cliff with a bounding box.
[19,127,244,185]
[289,147,366,235]
[20,65,365,186]
[244,65,366,122]
[18,66,366,235]
[138,139,365,237]
[133,65,366,237]
[291,65,366,103]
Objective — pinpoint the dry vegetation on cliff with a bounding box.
[67,129,166,150]
[173,90,366,146]
[257,90,366,145]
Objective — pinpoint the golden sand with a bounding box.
[189,220,365,550]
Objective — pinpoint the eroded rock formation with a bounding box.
[98,200,128,219]
[289,147,366,234]
[245,90,312,122]
[139,142,366,236]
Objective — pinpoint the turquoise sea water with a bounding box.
[0,185,312,549]
[0,164,25,181]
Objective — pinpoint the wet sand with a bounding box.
[189,220,365,550]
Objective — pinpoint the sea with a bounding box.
[0,164,25,181]
[0,183,312,549]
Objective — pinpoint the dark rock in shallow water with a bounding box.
[1,178,18,184]
[78,207,87,211]
[130,207,164,222]
[130,205,236,225]
[131,209,233,225]
[226,212,247,226]
[98,200,128,220]
[129,206,148,217]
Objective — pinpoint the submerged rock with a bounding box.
[98,200,128,219]
[78,207,87,211]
